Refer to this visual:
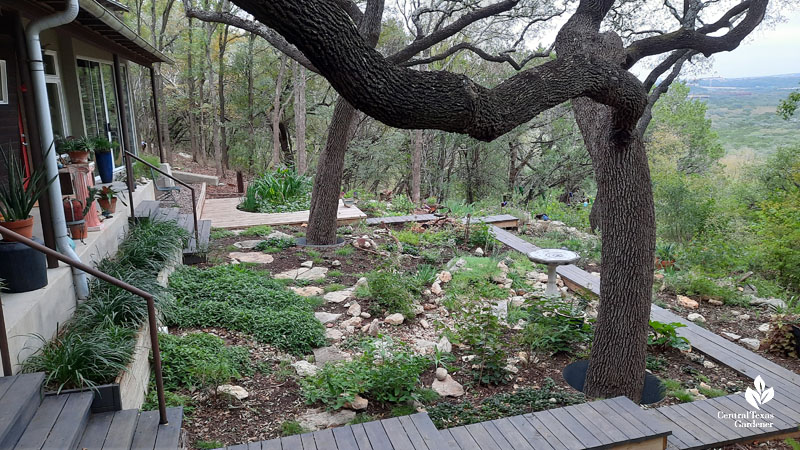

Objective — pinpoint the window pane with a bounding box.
[45,83,65,139]
[43,53,57,76]
[76,59,103,138]
[100,63,122,166]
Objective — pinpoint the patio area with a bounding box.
[200,197,367,229]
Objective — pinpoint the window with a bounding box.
[42,51,68,138]
[76,57,125,168]
[0,60,8,105]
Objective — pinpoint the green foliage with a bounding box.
[777,84,800,119]
[528,194,591,230]
[158,333,251,390]
[116,219,188,274]
[195,441,225,450]
[646,355,667,372]
[335,246,354,257]
[521,299,593,355]
[651,167,717,243]
[168,265,325,354]
[239,168,311,213]
[144,387,194,414]
[445,257,508,302]
[132,153,162,180]
[0,143,56,221]
[254,236,296,252]
[765,315,799,358]
[648,321,690,351]
[427,379,584,428]
[661,272,744,305]
[301,338,429,409]
[450,303,508,385]
[661,378,694,403]
[281,421,307,437]
[239,225,274,237]
[210,228,236,240]
[362,270,415,318]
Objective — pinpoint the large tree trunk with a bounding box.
[305,99,357,244]
[411,129,423,203]
[294,61,308,175]
[218,23,229,175]
[272,55,287,168]
[187,18,200,163]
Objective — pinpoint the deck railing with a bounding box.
[0,226,169,425]
[124,151,199,244]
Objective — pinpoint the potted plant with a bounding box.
[97,185,125,214]
[93,136,119,183]
[57,136,96,164]
[0,144,56,240]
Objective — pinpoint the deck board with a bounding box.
[201,197,366,228]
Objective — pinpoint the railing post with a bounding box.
[145,293,168,425]
[0,292,12,376]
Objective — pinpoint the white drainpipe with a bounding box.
[25,0,89,299]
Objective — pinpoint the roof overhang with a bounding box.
[4,0,172,67]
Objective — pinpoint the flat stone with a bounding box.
[708,299,724,306]
[233,240,263,250]
[474,247,484,257]
[315,312,342,324]
[297,409,356,432]
[687,313,706,323]
[292,360,319,377]
[750,297,787,310]
[757,323,771,333]
[419,319,430,329]
[228,252,274,264]
[703,360,717,369]
[267,230,294,241]
[291,286,325,297]
[385,313,405,325]
[436,336,452,353]
[435,367,448,381]
[216,385,248,400]
[301,260,314,268]
[347,302,362,317]
[432,375,464,397]
[325,289,354,303]
[722,332,742,341]
[313,346,351,367]
[430,281,443,295]
[341,316,363,329]
[344,395,368,410]
[677,295,699,309]
[492,300,509,320]
[437,271,452,283]
[367,319,380,336]
[276,267,328,281]
[739,338,761,351]
[325,328,344,341]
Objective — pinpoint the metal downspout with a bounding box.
[25,0,89,299]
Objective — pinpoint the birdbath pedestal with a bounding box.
[527,249,579,296]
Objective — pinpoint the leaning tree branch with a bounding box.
[229,0,645,142]
[184,7,319,74]
[624,0,766,68]
[636,49,696,135]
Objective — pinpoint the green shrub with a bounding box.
[158,333,251,390]
[451,303,508,385]
[301,338,429,409]
[281,421,307,436]
[254,236,295,252]
[363,270,415,318]
[648,321,690,351]
[239,168,311,213]
[210,228,236,240]
[239,225,274,237]
[168,265,325,354]
[427,379,584,428]
[662,272,743,305]
[445,257,508,302]
[520,298,593,355]
[116,219,188,274]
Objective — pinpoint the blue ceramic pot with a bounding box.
[96,150,114,183]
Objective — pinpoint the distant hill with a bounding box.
[685,73,798,165]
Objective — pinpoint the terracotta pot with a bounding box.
[98,197,117,213]
[69,222,88,240]
[0,216,35,241]
[68,150,90,164]
[655,258,675,270]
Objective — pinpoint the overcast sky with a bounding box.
[703,9,800,78]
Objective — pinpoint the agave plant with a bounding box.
[0,144,57,222]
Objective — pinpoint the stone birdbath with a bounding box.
[527,249,579,296]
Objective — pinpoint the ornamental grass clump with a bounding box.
[238,168,311,213]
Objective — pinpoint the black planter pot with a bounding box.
[46,383,122,413]
[0,237,48,293]
[563,359,665,404]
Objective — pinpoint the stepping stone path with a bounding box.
[324,289,353,303]
[275,266,328,281]
[291,286,325,297]
[228,252,274,264]
[233,239,264,250]
[315,312,341,324]
[313,346,351,367]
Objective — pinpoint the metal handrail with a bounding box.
[124,151,199,245]
[0,226,169,425]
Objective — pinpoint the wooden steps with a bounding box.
[0,373,182,449]
[134,199,210,265]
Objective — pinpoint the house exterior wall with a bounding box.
[0,31,24,185]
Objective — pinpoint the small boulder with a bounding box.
[293,360,319,377]
[297,409,356,432]
[324,289,354,304]
[341,316,363,329]
[291,286,325,297]
[367,319,380,336]
[347,302,362,317]
[687,313,706,323]
[301,260,314,268]
[232,240,263,250]
[739,314,751,321]
[419,319,430,329]
[344,395,368,411]
[703,360,717,369]
[217,385,248,401]
[474,247,484,257]
[385,313,405,325]
[750,297,787,310]
[315,312,342,324]
[331,260,342,267]
[436,336,452,353]
[677,295,699,309]
[313,346,352,367]
[435,367,448,381]
[708,299,724,306]
[360,312,371,319]
[757,323,771,333]
[430,281,443,296]
[739,338,761,351]
[437,271,452,283]
[354,277,368,289]
[325,328,344,342]
[432,375,464,397]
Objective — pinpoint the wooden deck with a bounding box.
[216,398,671,450]
[488,223,800,449]
[365,213,519,229]
[201,198,367,229]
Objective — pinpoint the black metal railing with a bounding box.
[124,151,199,245]
[0,226,169,425]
